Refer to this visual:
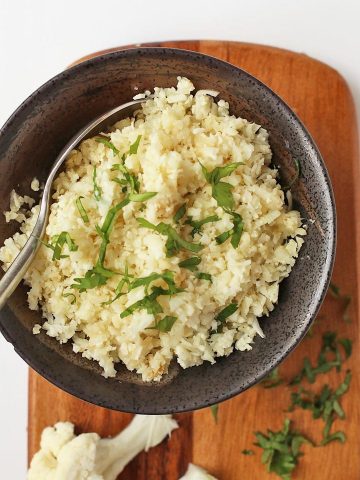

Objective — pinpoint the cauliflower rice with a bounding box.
[0,77,306,381]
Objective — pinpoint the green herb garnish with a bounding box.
[261,367,283,389]
[150,315,177,333]
[289,371,351,446]
[129,270,176,295]
[102,264,133,305]
[200,161,242,210]
[178,256,201,271]
[44,231,78,261]
[72,264,116,292]
[95,137,120,156]
[241,449,254,456]
[196,272,212,282]
[75,196,89,223]
[63,292,76,304]
[137,218,203,257]
[284,159,301,191]
[129,135,142,155]
[210,404,219,423]
[121,271,183,318]
[185,215,219,237]
[290,332,351,385]
[112,164,140,194]
[92,166,102,201]
[213,302,238,333]
[329,282,352,322]
[255,419,312,480]
[215,211,244,248]
[128,192,157,202]
[173,203,187,223]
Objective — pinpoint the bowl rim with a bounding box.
[0,47,336,413]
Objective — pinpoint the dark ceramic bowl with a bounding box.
[0,48,335,413]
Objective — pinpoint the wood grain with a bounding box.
[29,41,360,479]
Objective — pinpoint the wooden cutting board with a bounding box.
[28,41,360,479]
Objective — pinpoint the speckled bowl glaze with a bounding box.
[0,48,335,413]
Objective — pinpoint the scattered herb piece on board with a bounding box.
[210,404,219,423]
[255,419,313,480]
[289,370,351,446]
[241,449,254,456]
[261,367,284,389]
[328,282,352,322]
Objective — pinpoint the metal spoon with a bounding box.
[0,99,144,310]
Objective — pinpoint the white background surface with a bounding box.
[0,0,359,477]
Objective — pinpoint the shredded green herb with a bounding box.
[255,419,313,480]
[149,315,177,333]
[92,166,102,201]
[284,159,301,191]
[128,192,157,202]
[261,367,284,389]
[137,218,203,257]
[215,211,244,249]
[120,272,183,318]
[241,449,254,456]
[213,302,238,333]
[129,270,176,295]
[289,371,351,446]
[63,292,76,304]
[290,332,352,385]
[95,137,120,156]
[72,264,116,292]
[173,203,187,223]
[102,264,133,305]
[210,404,219,423]
[185,215,220,237]
[178,256,201,271]
[329,282,352,322]
[196,272,212,282]
[200,161,242,210]
[43,231,78,261]
[75,196,89,223]
[129,135,142,155]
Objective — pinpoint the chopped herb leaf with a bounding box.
[75,196,89,223]
[178,256,201,271]
[328,282,352,322]
[128,192,157,202]
[102,264,133,305]
[210,404,219,423]
[196,272,212,282]
[213,302,238,333]
[47,231,78,261]
[199,161,242,209]
[150,315,177,333]
[289,371,351,446]
[63,292,76,304]
[290,332,351,385]
[95,137,120,156]
[173,203,187,223]
[112,164,140,194]
[255,419,312,480]
[284,159,301,191]
[215,211,244,249]
[129,135,142,155]
[261,367,283,389]
[186,215,220,237]
[137,218,203,256]
[72,264,116,292]
[241,449,254,456]
[92,166,102,201]
[129,270,177,295]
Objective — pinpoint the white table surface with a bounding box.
[1,0,359,477]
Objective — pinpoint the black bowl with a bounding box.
[0,48,335,413]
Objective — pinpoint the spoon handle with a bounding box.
[0,196,49,311]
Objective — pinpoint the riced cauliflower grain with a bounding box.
[0,77,306,381]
